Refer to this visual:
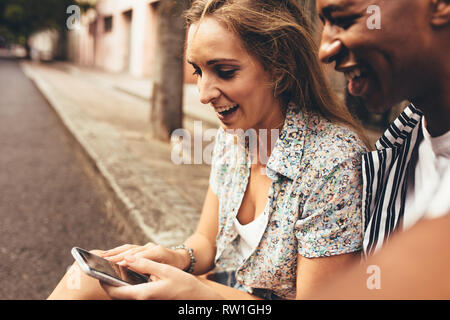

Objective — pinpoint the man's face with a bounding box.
[317,0,429,113]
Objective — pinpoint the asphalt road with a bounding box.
[0,58,130,300]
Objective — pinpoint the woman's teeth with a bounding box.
[216,104,239,114]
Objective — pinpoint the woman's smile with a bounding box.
[214,104,240,123]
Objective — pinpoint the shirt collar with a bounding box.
[374,103,423,150]
[421,117,450,158]
[266,104,307,181]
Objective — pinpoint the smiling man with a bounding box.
[310,0,450,298]
[318,0,443,116]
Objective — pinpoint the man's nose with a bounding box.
[319,34,343,64]
[198,76,220,105]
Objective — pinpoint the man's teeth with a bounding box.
[216,104,238,113]
[345,68,362,81]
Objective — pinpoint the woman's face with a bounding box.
[186,17,284,131]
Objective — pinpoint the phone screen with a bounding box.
[76,248,149,285]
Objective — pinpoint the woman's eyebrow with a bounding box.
[187,58,240,67]
[206,58,240,65]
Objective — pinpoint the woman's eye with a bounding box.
[192,67,202,77]
[193,69,202,77]
[217,68,237,79]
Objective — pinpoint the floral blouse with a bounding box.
[209,104,368,299]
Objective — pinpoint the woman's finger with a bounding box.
[103,242,159,262]
[101,244,139,257]
[105,246,148,263]
[123,256,174,279]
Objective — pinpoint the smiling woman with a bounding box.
[48,0,371,301]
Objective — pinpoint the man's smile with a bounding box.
[337,63,371,97]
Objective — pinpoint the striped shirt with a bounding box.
[362,104,424,256]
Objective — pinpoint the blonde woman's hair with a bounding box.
[185,0,370,148]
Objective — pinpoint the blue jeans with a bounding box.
[212,270,283,300]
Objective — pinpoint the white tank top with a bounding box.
[233,211,269,261]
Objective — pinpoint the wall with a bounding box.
[68,0,196,82]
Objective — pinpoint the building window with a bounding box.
[104,16,113,33]
[89,21,97,36]
[123,10,132,22]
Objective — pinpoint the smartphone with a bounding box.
[71,247,149,286]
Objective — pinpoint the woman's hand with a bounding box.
[100,256,223,300]
[100,243,189,271]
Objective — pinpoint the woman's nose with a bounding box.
[318,34,343,64]
[198,76,220,105]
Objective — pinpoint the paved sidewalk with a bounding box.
[22,61,215,247]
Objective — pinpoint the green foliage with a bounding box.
[0,0,87,44]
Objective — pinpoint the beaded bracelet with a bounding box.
[170,244,197,274]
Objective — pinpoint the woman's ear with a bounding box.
[430,0,450,27]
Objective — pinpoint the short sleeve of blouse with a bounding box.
[295,152,364,258]
[209,128,225,197]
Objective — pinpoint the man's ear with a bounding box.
[430,0,450,27]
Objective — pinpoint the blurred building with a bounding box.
[29,29,60,61]
[68,0,195,83]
